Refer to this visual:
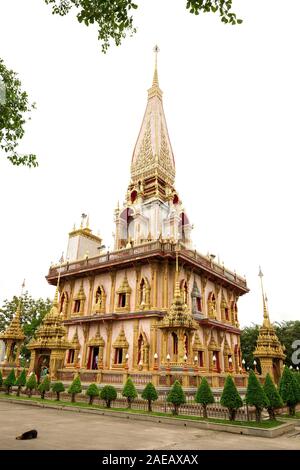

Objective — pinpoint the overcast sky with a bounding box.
[0,0,299,327]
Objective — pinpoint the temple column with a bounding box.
[201,276,207,317]
[135,266,141,310]
[87,276,95,314]
[105,323,112,369]
[109,271,116,313]
[150,262,158,309]
[82,324,90,368]
[68,280,75,318]
[162,260,168,310]
[132,319,139,370]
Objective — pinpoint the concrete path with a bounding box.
[0,401,300,450]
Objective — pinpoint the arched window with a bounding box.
[208,291,217,318]
[95,287,102,306]
[60,293,66,314]
[93,285,106,314]
[137,334,143,364]
[184,333,189,355]
[140,278,146,306]
[178,212,190,242]
[180,280,188,304]
[172,332,178,356]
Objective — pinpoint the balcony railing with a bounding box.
[48,241,247,289]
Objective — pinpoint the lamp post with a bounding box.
[125,353,129,370]
[166,353,171,372]
[153,352,158,371]
[138,359,143,371]
[183,354,188,371]
[212,354,217,371]
[253,360,257,373]
[228,356,233,371]
[289,365,293,370]
[242,358,246,373]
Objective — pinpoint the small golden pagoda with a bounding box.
[159,248,198,366]
[28,281,71,380]
[254,267,285,383]
[0,300,25,367]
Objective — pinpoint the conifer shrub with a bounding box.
[86,383,99,405]
[26,373,37,398]
[52,382,65,401]
[220,375,243,421]
[67,375,82,403]
[15,369,27,397]
[38,376,51,399]
[167,380,186,416]
[4,369,16,394]
[141,382,159,412]
[245,370,269,422]
[195,377,215,419]
[279,366,300,416]
[122,377,138,409]
[263,373,283,420]
[100,385,117,408]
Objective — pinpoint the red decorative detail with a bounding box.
[131,190,137,203]
[173,194,179,204]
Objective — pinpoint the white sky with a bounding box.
[0,0,299,327]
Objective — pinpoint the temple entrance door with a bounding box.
[87,347,99,370]
[36,353,50,382]
[273,359,281,384]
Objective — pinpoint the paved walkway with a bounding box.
[0,401,300,450]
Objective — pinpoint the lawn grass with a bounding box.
[0,393,283,428]
[279,412,300,420]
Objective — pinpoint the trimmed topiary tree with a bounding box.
[167,380,186,416]
[141,382,158,412]
[263,373,283,420]
[122,377,138,409]
[195,377,215,419]
[245,370,269,422]
[52,382,65,401]
[68,375,82,403]
[220,375,243,421]
[4,369,16,394]
[26,373,37,398]
[0,370,3,389]
[86,383,99,405]
[100,385,117,408]
[15,369,27,397]
[38,376,51,400]
[279,366,300,416]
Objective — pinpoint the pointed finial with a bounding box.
[80,213,87,228]
[152,45,160,87]
[258,266,270,327]
[86,215,90,229]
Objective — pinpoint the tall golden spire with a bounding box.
[148,45,162,100]
[131,46,175,188]
[258,266,270,328]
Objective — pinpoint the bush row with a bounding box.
[1,367,300,421]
